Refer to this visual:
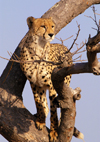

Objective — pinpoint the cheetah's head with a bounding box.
[27,16,55,42]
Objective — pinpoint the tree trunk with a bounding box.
[0,0,100,141]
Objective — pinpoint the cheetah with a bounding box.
[20,17,72,141]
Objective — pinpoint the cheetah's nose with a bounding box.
[48,33,54,37]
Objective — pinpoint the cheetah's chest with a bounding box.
[20,42,54,87]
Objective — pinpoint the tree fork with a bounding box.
[51,68,82,142]
[0,0,100,141]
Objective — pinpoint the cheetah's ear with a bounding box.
[27,16,35,29]
[49,17,55,25]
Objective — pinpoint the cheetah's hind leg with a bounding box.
[31,84,49,130]
[49,87,58,142]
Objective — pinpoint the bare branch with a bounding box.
[1,0,100,142]
[95,12,100,15]
[85,6,100,32]
[0,54,63,66]
[55,35,73,42]
[65,23,80,53]
[92,5,100,32]
[72,41,86,56]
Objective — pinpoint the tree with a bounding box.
[0,0,100,142]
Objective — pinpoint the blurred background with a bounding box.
[0,1,100,142]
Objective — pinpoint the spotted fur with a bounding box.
[20,17,71,141]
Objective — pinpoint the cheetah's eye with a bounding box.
[41,25,46,29]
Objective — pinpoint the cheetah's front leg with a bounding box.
[31,83,49,130]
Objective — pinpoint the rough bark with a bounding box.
[51,70,81,142]
[0,87,49,142]
[50,32,100,141]
[42,0,100,34]
[0,0,100,142]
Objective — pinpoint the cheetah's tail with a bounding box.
[73,127,85,142]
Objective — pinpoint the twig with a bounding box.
[72,41,86,56]
[75,49,86,54]
[85,6,100,32]
[65,22,80,53]
[95,13,100,16]
[13,53,19,60]
[7,51,12,58]
[0,54,63,66]
[55,35,73,42]
[72,55,82,62]
[92,6,99,30]
[62,35,74,41]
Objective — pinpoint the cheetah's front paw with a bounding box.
[49,130,58,142]
[36,121,45,130]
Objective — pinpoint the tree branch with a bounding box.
[42,0,100,34]
[0,0,100,142]
[0,87,49,142]
[50,25,100,141]
[54,30,100,78]
[51,68,81,142]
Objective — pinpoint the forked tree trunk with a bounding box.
[0,0,100,141]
